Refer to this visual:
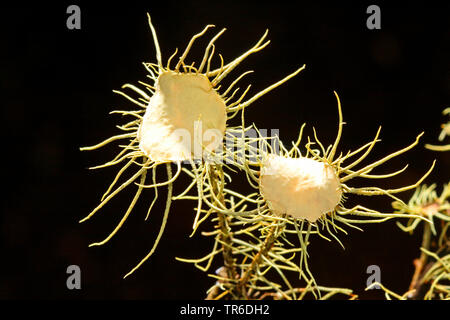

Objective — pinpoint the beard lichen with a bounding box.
[80,13,304,279]
[80,13,446,300]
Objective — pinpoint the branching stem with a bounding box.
[208,164,241,299]
[408,222,432,298]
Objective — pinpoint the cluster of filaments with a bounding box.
[81,14,437,297]
[393,183,450,235]
[390,183,450,300]
[420,249,450,299]
[369,182,450,300]
[80,14,304,279]
[177,91,435,298]
[368,108,450,300]
[176,163,352,299]
[202,92,435,236]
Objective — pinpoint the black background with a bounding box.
[1,1,449,300]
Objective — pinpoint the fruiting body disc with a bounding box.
[260,155,342,222]
[138,71,227,161]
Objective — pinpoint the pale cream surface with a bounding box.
[260,155,342,222]
[138,71,227,161]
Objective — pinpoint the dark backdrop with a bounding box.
[1,1,449,299]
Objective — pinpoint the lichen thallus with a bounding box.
[80,13,304,279]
